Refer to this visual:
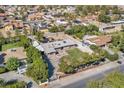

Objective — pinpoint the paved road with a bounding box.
[62,64,124,88]
[0,71,39,88]
[48,61,124,88]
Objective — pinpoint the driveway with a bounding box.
[66,35,93,54]
[0,71,39,88]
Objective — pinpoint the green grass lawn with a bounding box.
[61,48,90,65]
[2,42,21,51]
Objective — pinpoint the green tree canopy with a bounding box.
[98,13,111,23]
[88,72,124,88]
[26,59,48,83]
[6,57,20,71]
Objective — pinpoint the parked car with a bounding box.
[27,81,33,88]
[117,61,122,64]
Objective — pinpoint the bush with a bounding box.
[6,57,20,71]
[0,80,26,88]
[0,67,7,74]
[106,53,119,61]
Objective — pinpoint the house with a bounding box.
[0,13,6,17]
[111,19,124,25]
[83,35,112,47]
[4,23,13,31]
[2,47,27,63]
[84,15,98,22]
[41,39,77,55]
[99,23,121,33]
[23,23,31,34]
[44,32,66,41]
[55,19,68,26]
[27,12,43,21]
[99,24,116,32]
[11,20,24,29]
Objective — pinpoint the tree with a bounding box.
[23,29,28,36]
[87,72,124,88]
[106,53,119,61]
[19,35,30,48]
[49,25,59,33]
[6,57,20,71]
[119,39,124,52]
[0,78,5,86]
[0,8,5,13]
[26,46,41,63]
[112,6,120,14]
[35,31,44,42]
[98,13,111,23]
[0,67,7,74]
[26,59,48,83]
[88,80,102,88]
[0,79,26,88]
[111,35,121,47]
[15,29,20,36]
[121,25,124,32]
[6,31,11,38]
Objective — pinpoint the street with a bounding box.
[48,61,124,88]
[0,71,39,88]
[62,64,124,88]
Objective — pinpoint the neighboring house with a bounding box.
[11,20,24,29]
[84,15,98,22]
[111,19,124,25]
[2,47,27,63]
[55,19,68,26]
[99,23,121,33]
[4,23,13,31]
[44,32,66,41]
[99,24,116,32]
[27,12,43,21]
[41,39,77,55]
[0,13,6,17]
[83,35,112,47]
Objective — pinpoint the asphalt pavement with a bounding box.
[48,61,124,88]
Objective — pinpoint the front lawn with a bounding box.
[2,42,21,51]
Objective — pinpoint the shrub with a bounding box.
[0,67,7,74]
[6,57,20,71]
[106,53,119,61]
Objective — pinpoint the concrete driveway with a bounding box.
[66,35,93,54]
[0,71,39,88]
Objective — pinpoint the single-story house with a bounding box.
[44,32,66,41]
[83,35,112,47]
[2,47,27,63]
[41,39,77,55]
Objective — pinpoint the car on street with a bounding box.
[117,61,122,64]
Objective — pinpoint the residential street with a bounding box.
[0,71,39,88]
[48,61,124,88]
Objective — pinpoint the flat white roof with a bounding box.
[41,39,77,54]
